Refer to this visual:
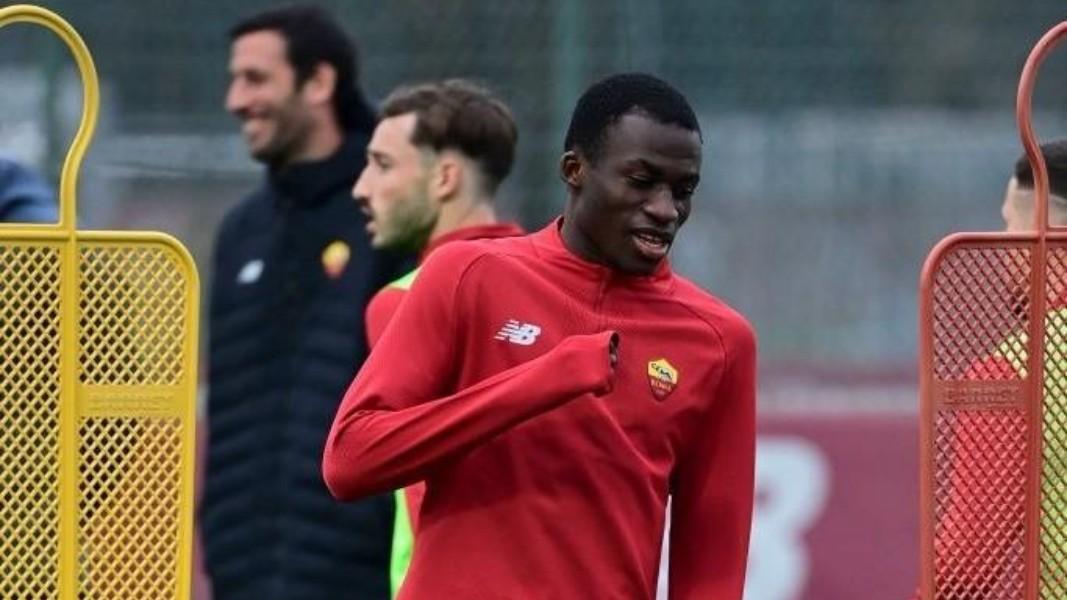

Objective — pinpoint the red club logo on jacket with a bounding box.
[647,358,679,401]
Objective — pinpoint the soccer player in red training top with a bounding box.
[353,79,524,595]
[911,140,1067,600]
[358,80,524,348]
[323,73,757,599]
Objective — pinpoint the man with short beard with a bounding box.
[202,5,410,599]
[350,79,523,596]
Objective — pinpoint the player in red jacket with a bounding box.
[324,73,757,599]
[913,140,1067,600]
[352,79,524,595]
[357,80,524,349]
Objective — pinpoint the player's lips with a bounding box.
[630,228,672,261]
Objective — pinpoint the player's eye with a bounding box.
[627,175,654,189]
[244,70,267,85]
[673,185,696,200]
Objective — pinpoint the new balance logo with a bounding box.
[237,259,264,284]
[494,319,542,346]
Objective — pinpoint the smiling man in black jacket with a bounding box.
[201,5,411,599]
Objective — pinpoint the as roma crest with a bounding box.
[647,358,679,401]
[321,240,351,280]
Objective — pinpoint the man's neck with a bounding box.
[278,114,344,169]
[559,204,607,266]
[299,123,343,164]
[430,199,498,241]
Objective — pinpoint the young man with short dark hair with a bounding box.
[352,79,523,595]
[914,139,1067,600]
[326,73,756,599]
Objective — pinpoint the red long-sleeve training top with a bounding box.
[324,219,757,599]
[365,223,526,349]
[366,222,524,537]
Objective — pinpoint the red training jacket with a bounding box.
[916,293,1067,600]
[366,222,524,535]
[366,223,526,349]
[324,219,757,599]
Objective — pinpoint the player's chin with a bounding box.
[368,229,391,249]
[615,238,667,275]
[249,140,280,164]
[614,250,663,276]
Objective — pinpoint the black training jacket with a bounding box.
[201,134,412,599]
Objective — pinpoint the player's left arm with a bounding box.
[668,321,757,599]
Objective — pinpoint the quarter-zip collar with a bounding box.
[530,217,675,296]
[420,222,525,263]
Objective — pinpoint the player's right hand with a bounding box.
[551,330,619,397]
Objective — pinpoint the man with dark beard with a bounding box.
[202,5,410,598]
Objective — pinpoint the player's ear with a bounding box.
[431,153,461,203]
[301,62,337,107]
[560,150,583,190]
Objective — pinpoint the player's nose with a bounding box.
[352,167,372,205]
[225,80,250,117]
[643,186,679,225]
